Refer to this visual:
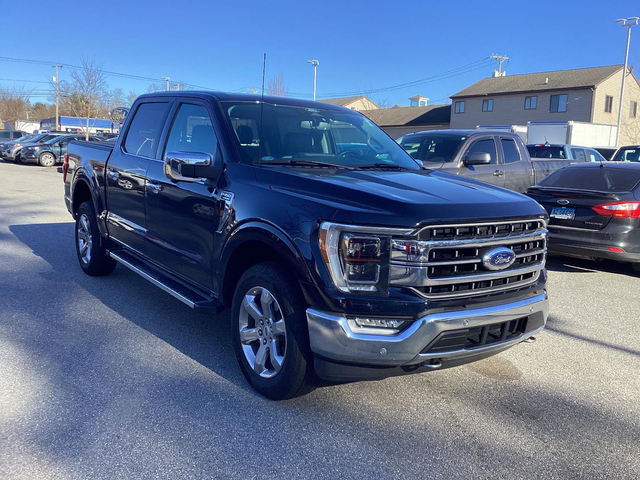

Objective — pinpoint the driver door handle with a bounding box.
[493,170,504,177]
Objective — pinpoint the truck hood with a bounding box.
[255,167,545,228]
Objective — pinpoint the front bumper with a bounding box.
[307,292,548,381]
[20,150,39,162]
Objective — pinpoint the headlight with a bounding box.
[33,146,41,150]
[319,222,412,294]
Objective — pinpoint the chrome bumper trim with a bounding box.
[307,292,549,367]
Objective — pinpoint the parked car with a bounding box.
[0,132,66,163]
[0,130,25,141]
[0,133,38,151]
[526,163,640,274]
[397,130,578,193]
[526,144,607,163]
[594,146,617,160]
[65,92,549,399]
[21,134,99,167]
[611,145,640,162]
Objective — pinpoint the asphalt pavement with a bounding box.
[0,160,638,479]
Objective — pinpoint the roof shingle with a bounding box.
[451,65,623,98]
[361,105,451,127]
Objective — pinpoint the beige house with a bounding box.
[320,95,379,111]
[450,65,640,146]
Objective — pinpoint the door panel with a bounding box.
[500,137,533,192]
[144,102,222,289]
[458,137,505,188]
[106,101,171,253]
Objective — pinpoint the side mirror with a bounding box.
[415,159,424,168]
[164,150,220,182]
[463,152,491,166]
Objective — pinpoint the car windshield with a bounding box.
[221,101,420,170]
[14,134,36,142]
[43,135,68,144]
[538,167,640,192]
[527,145,566,159]
[398,134,466,163]
[612,147,640,162]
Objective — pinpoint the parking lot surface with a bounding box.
[1,160,639,480]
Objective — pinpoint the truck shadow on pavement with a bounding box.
[546,255,635,276]
[6,221,640,479]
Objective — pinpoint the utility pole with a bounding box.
[161,77,170,91]
[307,60,319,101]
[53,64,62,130]
[615,17,639,146]
[490,54,509,77]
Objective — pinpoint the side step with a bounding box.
[107,248,224,314]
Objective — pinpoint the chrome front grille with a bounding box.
[390,219,547,300]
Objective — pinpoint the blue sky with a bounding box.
[2,0,639,107]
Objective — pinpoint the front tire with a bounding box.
[38,152,56,167]
[231,261,317,400]
[75,201,116,276]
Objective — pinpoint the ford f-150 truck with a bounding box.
[398,130,583,193]
[65,92,549,399]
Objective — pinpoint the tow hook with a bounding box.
[522,336,537,344]
[424,359,442,369]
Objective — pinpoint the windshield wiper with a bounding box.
[258,159,354,170]
[355,163,410,170]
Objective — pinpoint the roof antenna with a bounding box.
[258,53,266,163]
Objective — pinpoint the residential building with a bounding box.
[40,116,119,134]
[361,104,450,139]
[449,65,640,146]
[409,94,429,107]
[320,95,379,111]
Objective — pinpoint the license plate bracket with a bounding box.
[550,206,576,220]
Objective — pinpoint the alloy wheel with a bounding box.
[238,286,287,379]
[77,213,93,264]
[40,152,55,167]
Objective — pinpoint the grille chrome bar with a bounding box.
[390,218,547,300]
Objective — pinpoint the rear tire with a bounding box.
[231,261,317,400]
[75,201,116,276]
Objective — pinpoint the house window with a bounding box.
[550,94,567,113]
[524,96,537,110]
[630,101,638,118]
[482,99,494,112]
[454,101,465,113]
[605,95,614,113]
[410,100,418,107]
[419,100,426,106]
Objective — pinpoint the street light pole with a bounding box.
[615,17,639,146]
[53,64,62,131]
[307,60,319,101]
[161,77,170,91]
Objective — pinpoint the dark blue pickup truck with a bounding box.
[64,92,549,399]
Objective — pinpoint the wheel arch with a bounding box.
[220,222,312,308]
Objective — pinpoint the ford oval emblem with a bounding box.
[482,247,516,271]
[557,199,570,205]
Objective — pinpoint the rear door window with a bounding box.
[539,167,640,192]
[586,149,606,162]
[124,102,171,158]
[501,138,521,164]
[570,148,587,162]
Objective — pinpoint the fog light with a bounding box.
[347,316,408,335]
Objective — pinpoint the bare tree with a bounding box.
[59,58,109,139]
[621,96,640,145]
[147,80,188,93]
[30,102,57,122]
[0,86,33,124]
[127,91,138,106]
[267,73,289,97]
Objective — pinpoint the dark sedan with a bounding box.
[526,163,640,274]
[21,134,100,167]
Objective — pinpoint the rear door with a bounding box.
[500,136,533,192]
[144,100,223,290]
[105,99,172,254]
[458,136,505,187]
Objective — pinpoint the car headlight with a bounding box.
[33,146,41,150]
[318,222,412,294]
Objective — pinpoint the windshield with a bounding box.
[14,134,36,142]
[221,101,420,170]
[43,135,67,144]
[538,167,640,192]
[398,134,466,163]
[612,147,640,162]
